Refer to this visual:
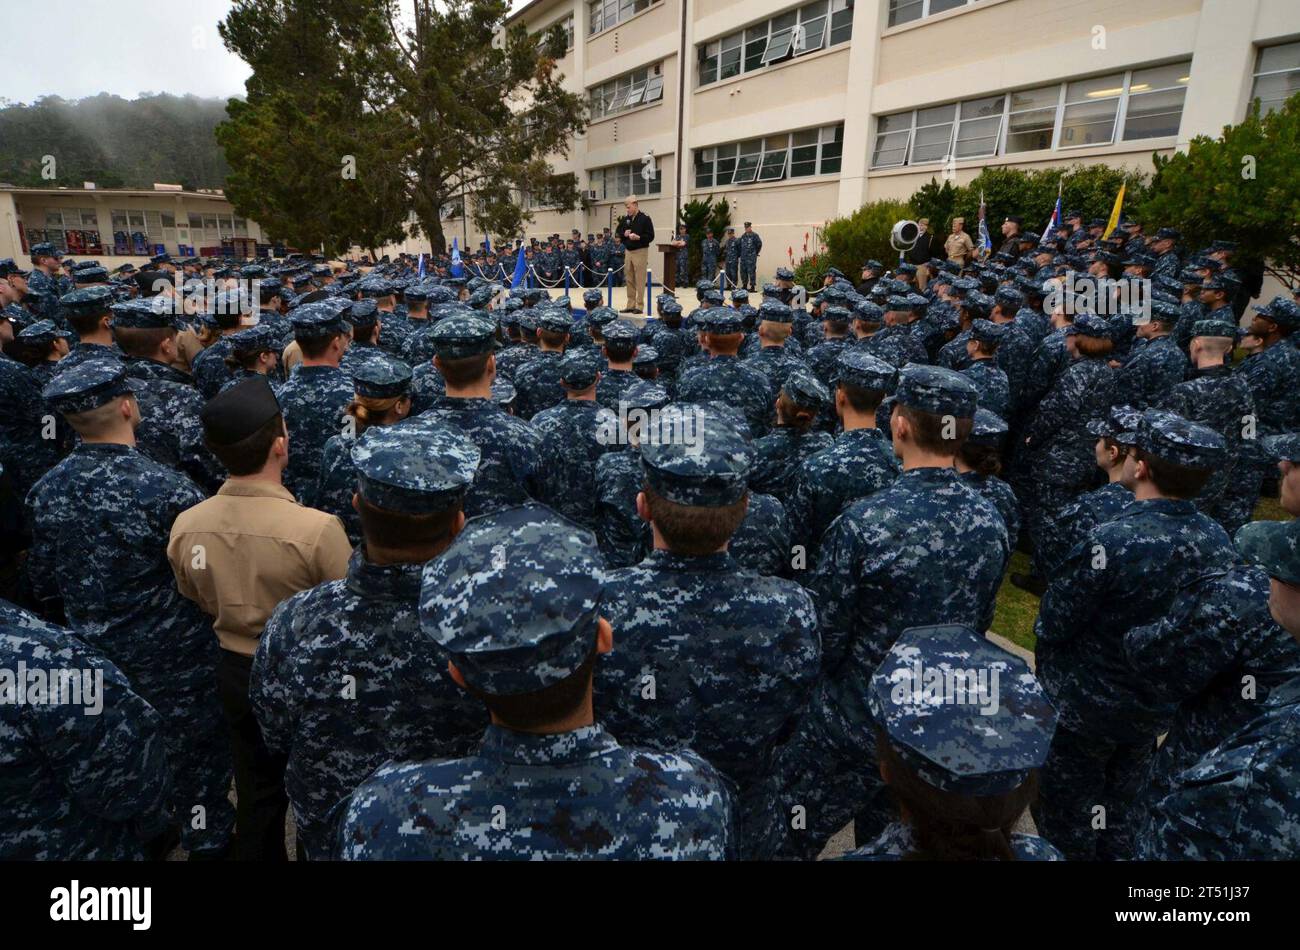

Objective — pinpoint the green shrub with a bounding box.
[820,199,915,277]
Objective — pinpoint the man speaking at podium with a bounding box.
[618,197,654,315]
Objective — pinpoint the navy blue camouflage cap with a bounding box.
[347,299,380,328]
[108,296,181,329]
[701,306,744,333]
[1192,317,1239,339]
[430,313,497,359]
[867,624,1058,797]
[967,409,1009,447]
[403,285,429,303]
[835,349,897,392]
[1252,296,1300,329]
[659,298,683,317]
[993,287,1023,309]
[1086,403,1142,440]
[758,300,793,324]
[1235,519,1300,587]
[41,358,137,415]
[352,420,477,515]
[640,405,752,507]
[29,242,61,260]
[622,379,670,411]
[961,293,991,319]
[72,267,108,284]
[730,288,749,303]
[969,318,1006,345]
[586,306,619,328]
[558,349,601,389]
[1132,408,1226,468]
[1260,433,1300,463]
[0,258,28,277]
[774,266,795,280]
[602,319,639,343]
[886,295,913,311]
[853,300,885,324]
[1148,300,1181,324]
[702,287,725,306]
[537,310,573,334]
[1202,272,1241,293]
[59,285,114,315]
[17,319,71,346]
[1155,227,1182,242]
[783,368,831,410]
[356,276,396,298]
[419,504,605,695]
[895,262,917,275]
[863,259,884,271]
[895,364,977,419]
[1065,313,1111,338]
[583,289,604,306]
[351,354,412,398]
[290,301,351,341]
[632,345,659,367]
[824,305,851,324]
[228,323,280,356]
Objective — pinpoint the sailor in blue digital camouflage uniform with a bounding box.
[748,368,832,499]
[312,355,413,544]
[338,299,390,377]
[511,309,569,419]
[1239,295,1300,437]
[960,319,1012,420]
[1031,404,1136,579]
[0,615,175,860]
[838,624,1062,861]
[595,319,641,412]
[338,504,735,860]
[16,319,71,389]
[743,299,810,393]
[592,380,670,567]
[398,312,541,517]
[804,305,853,387]
[253,422,486,860]
[1033,409,1236,861]
[1015,314,1117,580]
[1140,517,1300,860]
[722,226,740,288]
[864,295,929,368]
[530,349,618,529]
[110,301,226,494]
[24,243,64,323]
[278,302,356,502]
[1110,300,1189,409]
[26,360,235,858]
[594,404,818,852]
[739,222,762,292]
[955,409,1021,610]
[191,288,254,399]
[753,365,1009,859]
[701,228,720,281]
[217,323,282,396]
[1157,316,1258,534]
[54,286,121,374]
[787,350,899,567]
[676,307,775,437]
[1125,521,1300,817]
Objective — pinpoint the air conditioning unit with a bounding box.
[585,189,599,200]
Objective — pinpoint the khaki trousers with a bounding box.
[625,247,649,311]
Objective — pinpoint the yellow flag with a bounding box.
[1104,183,1126,237]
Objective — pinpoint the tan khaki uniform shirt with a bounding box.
[167,480,352,656]
[945,231,976,264]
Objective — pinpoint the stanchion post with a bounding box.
[564,267,571,295]
[607,268,613,308]
[646,268,654,317]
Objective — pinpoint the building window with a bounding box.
[589,0,655,36]
[698,0,852,87]
[590,63,665,119]
[888,0,974,28]
[590,161,662,200]
[1251,40,1300,117]
[695,123,844,187]
[870,61,1190,168]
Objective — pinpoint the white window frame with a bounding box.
[698,0,852,88]
[696,123,843,188]
[870,61,1190,169]
[888,0,976,28]
[590,64,662,119]
[1251,40,1300,116]
[1121,63,1190,141]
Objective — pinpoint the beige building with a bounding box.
[449,0,1300,285]
[0,186,275,269]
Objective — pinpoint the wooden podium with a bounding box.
[657,242,683,291]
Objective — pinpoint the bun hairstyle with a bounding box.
[776,390,818,433]
[347,393,404,433]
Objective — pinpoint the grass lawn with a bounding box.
[990,497,1294,654]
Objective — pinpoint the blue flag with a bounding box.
[417,253,426,280]
[977,190,992,260]
[450,238,464,278]
[510,242,528,288]
[1041,196,1063,245]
